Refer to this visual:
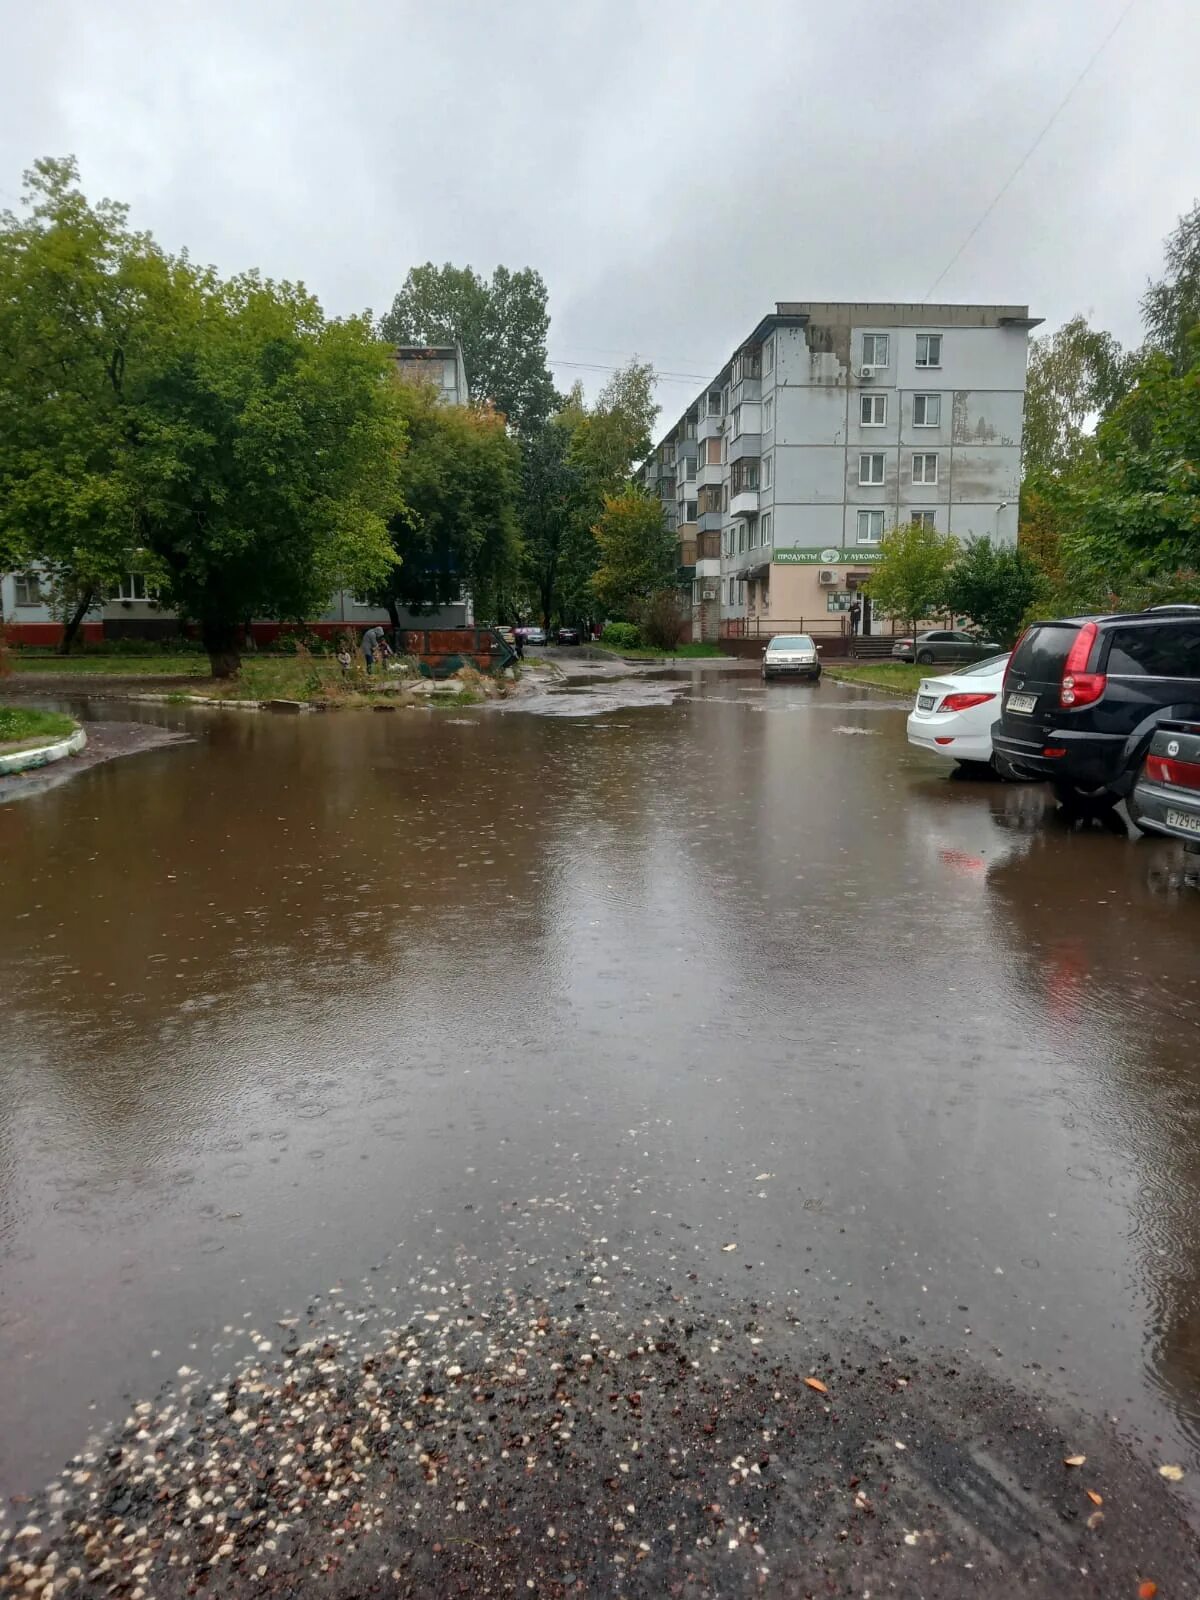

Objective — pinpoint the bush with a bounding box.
[640,589,687,651]
[600,622,642,650]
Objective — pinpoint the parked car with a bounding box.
[493,624,516,645]
[892,629,1001,665]
[906,653,1011,772]
[1129,720,1200,844]
[762,634,821,682]
[991,606,1200,809]
[556,626,582,646]
[518,625,547,647]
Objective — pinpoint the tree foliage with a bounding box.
[379,262,558,433]
[866,521,958,635]
[941,536,1046,646]
[591,489,675,619]
[0,158,404,676]
[367,384,521,625]
[1142,200,1200,375]
[1023,315,1133,475]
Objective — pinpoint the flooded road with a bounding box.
[2,671,1200,1574]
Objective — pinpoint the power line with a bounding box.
[550,354,714,384]
[922,0,1138,301]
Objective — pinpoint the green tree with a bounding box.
[1142,200,1200,374]
[591,489,675,619]
[1068,345,1200,581]
[379,262,558,432]
[1023,315,1133,474]
[518,416,580,628]
[367,384,521,627]
[866,520,959,637]
[0,158,404,677]
[942,536,1046,646]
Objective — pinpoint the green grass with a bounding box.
[0,705,78,748]
[10,654,209,676]
[607,642,725,659]
[823,663,930,695]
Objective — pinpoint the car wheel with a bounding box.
[916,649,934,664]
[989,751,1021,781]
[1052,780,1119,813]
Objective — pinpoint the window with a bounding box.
[915,333,942,368]
[722,386,730,416]
[728,577,736,606]
[1105,623,1200,677]
[860,394,887,427]
[738,523,747,552]
[722,483,729,511]
[115,572,151,601]
[856,509,885,544]
[708,390,722,415]
[764,337,774,374]
[763,396,774,432]
[862,333,889,367]
[14,573,42,606]
[828,590,852,613]
[351,593,376,607]
[762,455,772,489]
[732,405,742,437]
[761,512,772,545]
[913,393,941,427]
[911,510,937,529]
[912,453,938,484]
[859,453,885,485]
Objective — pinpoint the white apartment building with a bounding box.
[638,303,1040,639]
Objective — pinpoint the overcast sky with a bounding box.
[2,0,1197,421]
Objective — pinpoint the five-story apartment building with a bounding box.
[638,302,1040,640]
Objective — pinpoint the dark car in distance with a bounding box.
[556,626,582,646]
[991,606,1200,809]
[1130,720,1200,845]
[892,629,1001,665]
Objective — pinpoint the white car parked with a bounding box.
[906,653,1011,772]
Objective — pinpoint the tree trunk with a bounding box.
[59,588,96,655]
[202,619,241,679]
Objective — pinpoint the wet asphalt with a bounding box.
[1,667,1198,1594]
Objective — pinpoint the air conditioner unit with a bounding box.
[818,569,837,586]
[858,365,876,380]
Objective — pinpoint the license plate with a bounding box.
[917,695,936,711]
[1006,693,1036,714]
[1166,808,1200,835]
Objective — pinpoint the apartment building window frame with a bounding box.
[14,572,43,606]
[738,523,747,553]
[763,396,774,432]
[911,510,937,529]
[707,390,722,415]
[721,483,729,511]
[862,332,890,368]
[912,452,939,485]
[860,394,887,427]
[762,454,772,490]
[761,511,772,546]
[763,337,774,374]
[915,333,943,368]
[856,509,886,545]
[114,572,153,602]
[858,452,886,486]
[913,393,941,427]
[684,499,697,523]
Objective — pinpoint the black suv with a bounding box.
[991,606,1200,807]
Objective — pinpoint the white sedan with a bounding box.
[906,653,1011,771]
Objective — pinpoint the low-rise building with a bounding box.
[638,303,1040,642]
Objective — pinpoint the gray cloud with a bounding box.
[2,0,1195,416]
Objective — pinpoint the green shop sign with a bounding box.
[773,547,886,565]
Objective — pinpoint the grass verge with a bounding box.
[10,654,208,677]
[822,663,928,696]
[0,705,78,751]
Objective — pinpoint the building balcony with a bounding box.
[696,530,720,562]
[698,411,724,442]
[696,461,723,489]
[678,538,697,566]
[697,509,723,533]
[731,376,761,406]
[730,487,759,518]
[675,435,698,461]
[727,432,761,463]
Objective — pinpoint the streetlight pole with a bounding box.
[994,500,1012,543]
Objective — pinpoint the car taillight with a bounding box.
[1060,621,1105,707]
[939,691,997,712]
[1147,753,1200,790]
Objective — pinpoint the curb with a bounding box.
[0,724,87,776]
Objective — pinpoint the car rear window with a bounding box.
[771,636,813,649]
[1104,622,1200,677]
[1009,624,1080,680]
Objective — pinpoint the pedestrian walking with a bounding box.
[361,624,388,673]
[512,629,525,662]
